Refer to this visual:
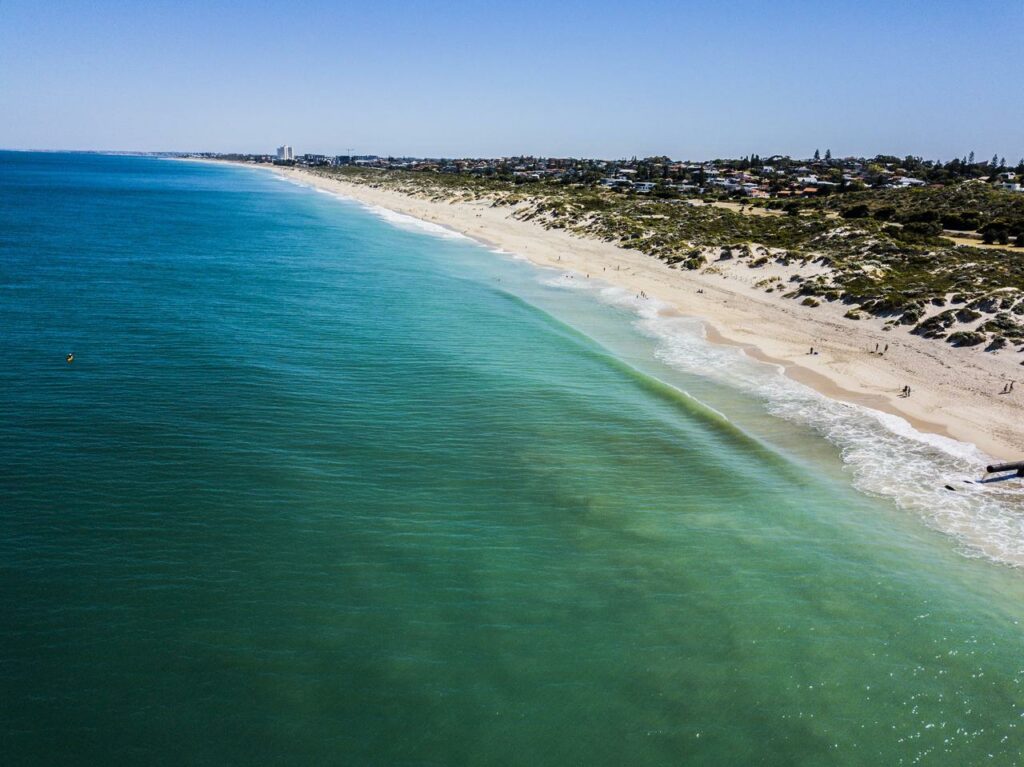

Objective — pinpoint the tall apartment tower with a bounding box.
[276,145,294,161]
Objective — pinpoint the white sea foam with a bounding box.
[547,275,1024,567]
[363,204,472,241]
[540,274,587,289]
[309,186,471,241]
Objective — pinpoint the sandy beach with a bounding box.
[241,162,1022,461]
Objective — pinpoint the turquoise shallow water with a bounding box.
[2,152,1024,765]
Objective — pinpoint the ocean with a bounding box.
[2,151,1024,765]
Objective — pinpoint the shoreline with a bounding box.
[209,159,1022,461]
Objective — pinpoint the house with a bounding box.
[633,182,656,193]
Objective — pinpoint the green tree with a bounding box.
[981,222,1010,245]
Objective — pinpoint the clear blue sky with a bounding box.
[2,0,1021,161]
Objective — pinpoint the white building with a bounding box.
[276,145,294,161]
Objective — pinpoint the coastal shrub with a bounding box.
[981,222,1011,245]
[978,314,1024,340]
[844,309,863,320]
[901,209,939,224]
[897,221,943,241]
[577,195,606,210]
[968,295,1002,314]
[801,297,820,307]
[841,204,870,219]
[873,206,896,221]
[941,212,981,231]
[913,310,958,338]
[899,305,926,325]
[862,294,909,316]
[947,331,986,347]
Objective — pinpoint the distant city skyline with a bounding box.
[1,0,1021,161]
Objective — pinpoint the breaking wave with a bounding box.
[566,279,1024,567]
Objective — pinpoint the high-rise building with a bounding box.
[276,145,293,161]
